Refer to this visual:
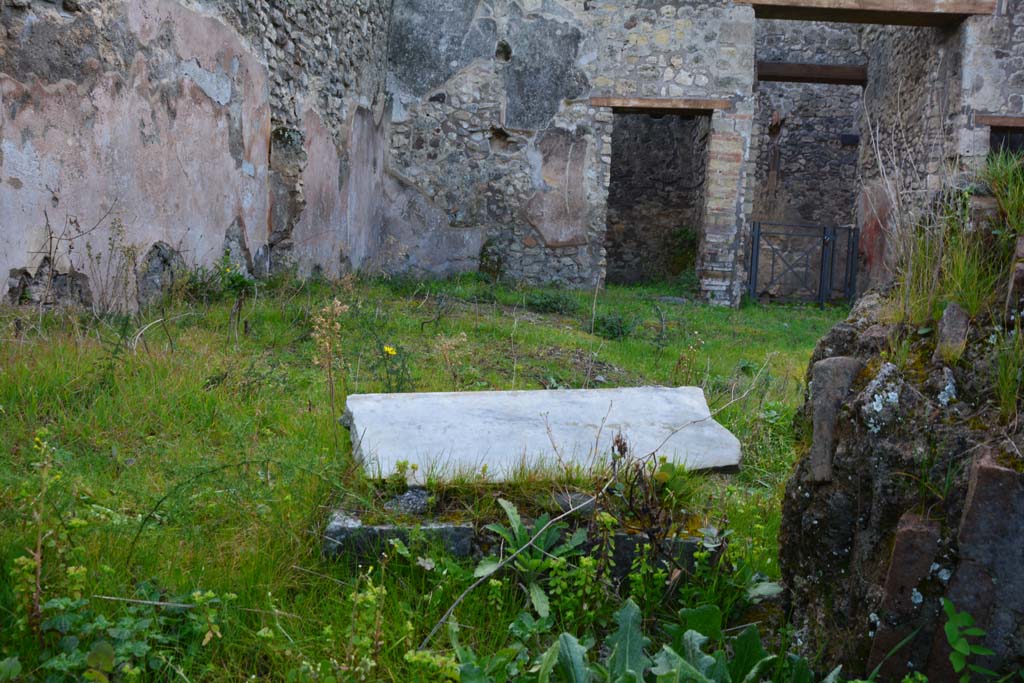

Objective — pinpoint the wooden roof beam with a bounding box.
[589,96,732,114]
[736,0,996,26]
[757,61,868,86]
[976,114,1024,128]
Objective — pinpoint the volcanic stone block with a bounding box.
[808,356,864,482]
[933,302,970,363]
[342,386,741,483]
[323,511,475,559]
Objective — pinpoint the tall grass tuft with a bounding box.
[984,150,1024,235]
[940,191,1007,318]
[993,322,1024,425]
[892,153,1024,326]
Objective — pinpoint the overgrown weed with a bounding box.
[0,274,842,680]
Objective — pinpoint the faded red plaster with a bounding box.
[0,0,270,306]
[290,105,387,278]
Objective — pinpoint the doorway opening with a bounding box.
[991,126,1024,155]
[749,77,863,303]
[604,111,711,285]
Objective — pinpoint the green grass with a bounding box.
[890,153,1023,326]
[0,276,843,680]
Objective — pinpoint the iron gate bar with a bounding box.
[747,222,761,299]
[818,226,835,308]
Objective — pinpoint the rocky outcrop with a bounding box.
[780,293,1024,681]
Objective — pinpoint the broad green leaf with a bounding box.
[484,523,517,547]
[0,657,21,682]
[728,626,769,682]
[389,538,411,558]
[474,558,501,578]
[944,622,961,646]
[449,620,476,665]
[950,651,967,673]
[556,633,591,683]
[86,641,116,673]
[739,655,778,683]
[680,631,716,677]
[651,646,714,683]
[606,599,651,680]
[709,651,732,683]
[537,640,560,683]
[787,653,814,683]
[557,528,589,556]
[952,637,971,656]
[459,663,493,683]
[530,583,551,619]
[968,664,1000,677]
[677,605,723,643]
[497,499,523,535]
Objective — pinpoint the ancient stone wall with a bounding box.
[752,83,861,227]
[384,0,756,302]
[781,295,1024,681]
[0,0,392,308]
[235,0,393,279]
[0,0,273,309]
[755,18,865,64]
[605,113,710,284]
[856,24,966,291]
[848,2,1024,294]
[752,17,864,228]
[5,1,1017,307]
[959,0,1024,155]
[588,0,756,304]
[383,0,599,285]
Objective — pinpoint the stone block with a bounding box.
[928,451,1024,681]
[808,356,863,482]
[880,513,940,614]
[933,303,970,364]
[323,511,475,560]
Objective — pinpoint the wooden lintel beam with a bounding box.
[976,114,1024,129]
[735,0,996,26]
[757,61,867,86]
[589,96,732,113]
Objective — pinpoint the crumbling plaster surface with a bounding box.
[0,0,395,305]
[0,0,271,307]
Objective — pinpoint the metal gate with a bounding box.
[747,221,859,305]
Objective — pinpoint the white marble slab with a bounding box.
[342,386,742,483]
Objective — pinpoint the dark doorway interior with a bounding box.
[604,112,711,285]
[992,127,1024,155]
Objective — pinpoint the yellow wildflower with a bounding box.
[384,345,397,356]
